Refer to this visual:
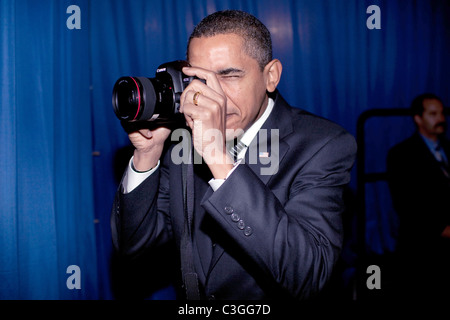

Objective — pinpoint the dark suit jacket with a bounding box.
[111,93,357,300]
[387,133,450,246]
[386,132,450,295]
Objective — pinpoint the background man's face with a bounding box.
[415,98,446,139]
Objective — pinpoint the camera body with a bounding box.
[112,60,198,131]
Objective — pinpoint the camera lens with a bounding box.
[112,77,157,121]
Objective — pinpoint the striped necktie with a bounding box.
[229,138,247,161]
[435,144,449,178]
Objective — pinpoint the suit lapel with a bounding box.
[244,93,293,186]
[244,127,290,185]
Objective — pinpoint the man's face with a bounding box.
[188,33,270,138]
[415,98,446,139]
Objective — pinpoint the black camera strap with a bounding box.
[180,134,200,300]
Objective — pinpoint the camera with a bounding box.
[112,60,200,131]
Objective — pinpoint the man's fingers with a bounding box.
[138,129,153,138]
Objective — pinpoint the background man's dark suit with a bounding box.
[387,132,450,298]
[111,92,357,300]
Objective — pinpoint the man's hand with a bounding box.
[179,66,234,179]
[129,127,171,171]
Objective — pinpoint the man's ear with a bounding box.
[413,114,422,127]
[264,59,282,93]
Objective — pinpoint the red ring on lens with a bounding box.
[130,77,141,120]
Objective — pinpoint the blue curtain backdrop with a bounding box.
[0,0,97,299]
[1,0,449,299]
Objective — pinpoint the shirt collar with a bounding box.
[239,98,274,147]
[420,133,439,151]
[419,133,449,163]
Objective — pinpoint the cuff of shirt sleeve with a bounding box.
[122,156,159,194]
[208,160,242,191]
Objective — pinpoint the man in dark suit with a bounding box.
[387,93,450,299]
[111,10,356,300]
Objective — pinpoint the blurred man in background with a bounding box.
[387,93,450,299]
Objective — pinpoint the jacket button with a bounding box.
[231,213,240,222]
[244,226,253,236]
[237,219,245,230]
[224,206,234,214]
[208,295,215,300]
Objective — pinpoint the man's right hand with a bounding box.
[128,127,171,171]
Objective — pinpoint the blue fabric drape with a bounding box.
[1,0,98,299]
[1,0,450,299]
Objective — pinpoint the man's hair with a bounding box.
[410,93,443,117]
[187,10,273,70]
